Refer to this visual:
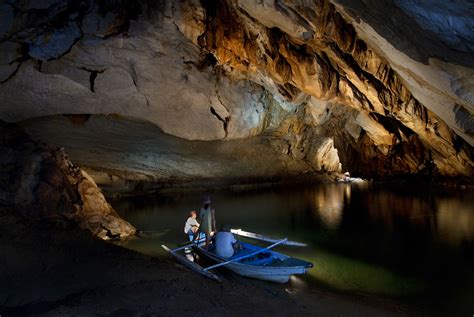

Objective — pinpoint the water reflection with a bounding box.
[436,197,474,246]
[309,184,346,230]
[358,187,474,248]
[363,190,436,233]
[112,184,474,301]
[114,184,474,252]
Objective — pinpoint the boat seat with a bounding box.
[244,256,275,266]
[230,249,254,259]
[234,251,275,266]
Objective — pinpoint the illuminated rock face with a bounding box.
[0,121,136,239]
[0,0,472,178]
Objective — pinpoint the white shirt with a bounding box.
[184,217,199,234]
[215,231,237,258]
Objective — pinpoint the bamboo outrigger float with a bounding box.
[162,230,313,283]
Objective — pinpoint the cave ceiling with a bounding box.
[0,0,472,177]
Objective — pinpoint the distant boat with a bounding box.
[163,232,313,283]
[335,177,365,183]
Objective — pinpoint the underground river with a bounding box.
[112,183,474,315]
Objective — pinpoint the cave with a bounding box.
[0,1,473,316]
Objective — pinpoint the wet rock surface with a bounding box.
[0,120,135,238]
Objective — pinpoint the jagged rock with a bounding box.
[0,0,472,178]
[0,14,275,140]
[0,120,136,239]
[309,138,341,173]
[333,0,474,67]
[196,0,473,176]
[75,171,136,238]
[82,12,120,38]
[173,0,206,45]
[28,23,82,61]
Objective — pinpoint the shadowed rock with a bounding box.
[0,120,136,239]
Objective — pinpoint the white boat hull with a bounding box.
[194,242,312,283]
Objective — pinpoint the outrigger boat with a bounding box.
[162,229,313,283]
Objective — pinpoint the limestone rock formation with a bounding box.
[0,121,136,239]
[0,0,472,179]
[20,115,328,194]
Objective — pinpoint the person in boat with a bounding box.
[198,195,216,249]
[184,210,200,241]
[215,225,242,258]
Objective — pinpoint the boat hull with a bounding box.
[194,242,312,283]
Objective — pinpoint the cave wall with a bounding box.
[0,0,277,141]
[0,0,472,178]
[0,120,136,238]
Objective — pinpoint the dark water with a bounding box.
[112,183,474,314]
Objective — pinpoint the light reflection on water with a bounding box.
[310,185,345,230]
[436,197,474,245]
[112,183,474,306]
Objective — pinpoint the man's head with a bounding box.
[220,224,230,232]
[202,195,211,205]
[190,210,197,218]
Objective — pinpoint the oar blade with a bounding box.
[162,244,221,282]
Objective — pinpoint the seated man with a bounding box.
[184,210,200,241]
[215,225,242,258]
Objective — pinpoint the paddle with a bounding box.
[161,244,222,282]
[163,243,194,253]
[203,238,288,271]
[164,237,206,253]
[230,229,307,247]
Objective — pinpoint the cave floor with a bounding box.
[0,209,411,316]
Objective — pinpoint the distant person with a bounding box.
[215,225,242,258]
[184,210,200,241]
[198,195,216,249]
[343,171,350,182]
